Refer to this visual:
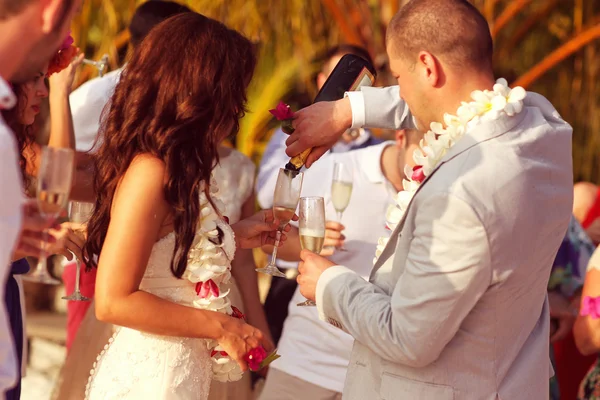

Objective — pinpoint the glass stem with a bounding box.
[74,258,82,294]
[269,230,282,267]
[39,228,49,272]
[337,211,343,223]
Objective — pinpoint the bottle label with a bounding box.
[350,67,376,91]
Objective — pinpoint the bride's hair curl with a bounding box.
[82,13,256,278]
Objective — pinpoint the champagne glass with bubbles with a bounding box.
[330,162,353,251]
[62,201,94,301]
[297,197,325,307]
[256,169,304,277]
[24,147,74,285]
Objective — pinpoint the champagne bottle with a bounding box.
[284,54,377,174]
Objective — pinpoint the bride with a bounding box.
[82,13,285,399]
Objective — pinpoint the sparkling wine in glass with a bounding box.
[330,162,352,251]
[256,169,304,278]
[23,147,74,285]
[297,197,325,307]
[62,201,94,301]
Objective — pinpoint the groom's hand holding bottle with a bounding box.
[297,250,337,302]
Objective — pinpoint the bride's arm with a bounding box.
[94,155,269,367]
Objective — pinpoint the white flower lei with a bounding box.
[184,178,243,382]
[374,78,527,264]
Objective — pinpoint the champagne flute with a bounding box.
[297,197,325,307]
[330,162,353,251]
[256,169,304,278]
[83,54,108,77]
[23,147,74,285]
[62,201,94,301]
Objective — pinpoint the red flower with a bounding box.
[411,165,426,183]
[195,280,220,298]
[231,306,246,321]
[243,347,268,372]
[269,101,294,121]
[47,45,78,76]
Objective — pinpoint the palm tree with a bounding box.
[71,0,600,181]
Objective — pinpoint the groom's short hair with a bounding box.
[387,0,493,71]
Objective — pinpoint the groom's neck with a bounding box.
[435,72,496,124]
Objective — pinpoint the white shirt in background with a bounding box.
[0,76,23,392]
[69,68,122,152]
[271,141,397,393]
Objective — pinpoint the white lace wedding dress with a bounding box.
[84,220,237,400]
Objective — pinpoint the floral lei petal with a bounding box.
[185,180,242,382]
[374,79,526,265]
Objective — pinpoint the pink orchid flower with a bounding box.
[269,101,294,121]
[244,347,268,372]
[581,296,600,319]
[411,165,426,183]
[195,280,220,298]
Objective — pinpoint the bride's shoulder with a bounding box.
[114,154,168,206]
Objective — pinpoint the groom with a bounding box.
[293,0,573,399]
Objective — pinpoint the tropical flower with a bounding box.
[244,347,268,372]
[269,101,295,120]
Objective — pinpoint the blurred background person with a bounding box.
[255,44,381,349]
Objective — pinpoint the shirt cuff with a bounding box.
[344,91,366,129]
[315,265,354,322]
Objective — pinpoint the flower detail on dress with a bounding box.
[374,79,527,265]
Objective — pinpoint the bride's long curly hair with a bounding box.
[82,13,257,278]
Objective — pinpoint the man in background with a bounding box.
[0,0,80,393]
[255,44,381,347]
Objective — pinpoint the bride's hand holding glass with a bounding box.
[215,314,274,372]
[231,209,297,249]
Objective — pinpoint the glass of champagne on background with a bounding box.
[62,201,94,301]
[24,147,74,285]
[297,197,325,307]
[256,168,304,278]
[330,162,353,251]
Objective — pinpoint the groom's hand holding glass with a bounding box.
[297,249,337,302]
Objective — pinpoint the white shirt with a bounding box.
[70,68,122,152]
[271,142,397,392]
[0,76,23,392]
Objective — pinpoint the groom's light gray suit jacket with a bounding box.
[315,87,573,399]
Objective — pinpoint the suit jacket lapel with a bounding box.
[369,110,528,280]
